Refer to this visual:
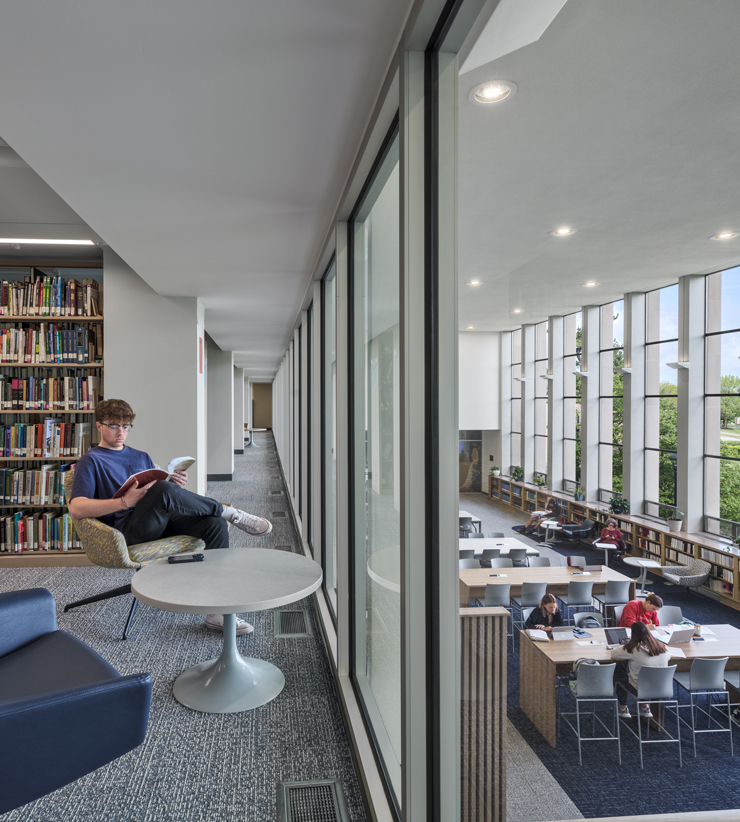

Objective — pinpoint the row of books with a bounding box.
[699,546,735,568]
[0,272,101,317]
[0,511,80,552]
[0,323,102,364]
[0,421,92,458]
[0,465,73,505]
[0,371,102,410]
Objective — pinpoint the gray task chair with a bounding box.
[459,516,474,539]
[573,611,605,629]
[567,556,587,567]
[528,557,551,567]
[558,662,621,766]
[480,547,500,568]
[559,581,595,624]
[592,580,632,626]
[674,657,733,757]
[613,604,626,626]
[656,605,685,626]
[619,665,681,769]
[460,558,480,569]
[512,582,548,630]
[508,547,529,567]
[487,532,506,538]
[489,558,514,568]
[459,548,475,560]
[469,532,486,539]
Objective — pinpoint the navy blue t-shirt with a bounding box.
[70,445,155,529]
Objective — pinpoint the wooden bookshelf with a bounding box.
[0,267,103,566]
[488,474,740,612]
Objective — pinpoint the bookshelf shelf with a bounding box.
[488,474,740,612]
[0,504,65,509]
[0,363,103,368]
[0,410,95,415]
[0,316,103,322]
[0,458,83,462]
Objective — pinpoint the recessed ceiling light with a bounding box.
[710,232,737,240]
[466,280,483,286]
[469,80,517,106]
[467,326,475,330]
[0,238,95,245]
[550,227,577,237]
[583,281,599,287]
[512,308,523,314]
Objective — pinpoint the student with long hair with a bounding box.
[524,593,563,632]
[610,621,670,718]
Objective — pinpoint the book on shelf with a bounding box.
[0,420,92,458]
[0,322,102,364]
[0,465,73,505]
[113,457,196,498]
[0,369,101,410]
[0,271,101,318]
[0,509,79,552]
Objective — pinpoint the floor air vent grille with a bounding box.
[277,780,349,822]
[274,610,313,637]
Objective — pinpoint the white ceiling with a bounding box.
[458,0,740,332]
[0,0,412,373]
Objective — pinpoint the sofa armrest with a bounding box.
[0,588,57,659]
[0,672,152,814]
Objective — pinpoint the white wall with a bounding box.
[104,248,206,494]
[233,366,244,452]
[459,331,501,430]
[206,340,234,477]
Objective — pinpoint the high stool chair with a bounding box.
[675,657,733,757]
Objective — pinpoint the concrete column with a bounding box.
[499,332,512,475]
[580,306,601,501]
[103,248,206,494]
[706,273,722,523]
[623,292,646,511]
[520,324,536,481]
[547,316,564,490]
[206,341,234,481]
[233,367,244,454]
[678,274,706,532]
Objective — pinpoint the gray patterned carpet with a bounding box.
[0,433,367,822]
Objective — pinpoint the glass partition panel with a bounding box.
[322,264,337,617]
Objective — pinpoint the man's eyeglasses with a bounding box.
[100,423,133,433]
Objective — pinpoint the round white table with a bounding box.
[622,556,661,597]
[132,548,322,713]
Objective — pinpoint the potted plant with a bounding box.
[660,505,684,533]
[533,474,547,487]
[609,495,629,515]
[489,465,500,477]
[511,465,523,482]
[574,486,585,501]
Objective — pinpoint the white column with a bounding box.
[520,324,536,481]
[206,342,234,480]
[499,332,512,474]
[233,367,244,454]
[580,306,601,501]
[310,283,322,558]
[548,316,564,490]
[623,292,646,511]
[677,274,705,532]
[104,248,206,494]
[300,309,309,537]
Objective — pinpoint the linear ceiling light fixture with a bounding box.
[466,326,475,330]
[550,227,577,237]
[511,308,523,314]
[0,238,95,245]
[710,232,737,241]
[469,80,517,106]
[583,281,599,287]
[466,280,484,286]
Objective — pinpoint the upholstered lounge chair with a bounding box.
[62,469,205,639]
[661,557,711,596]
[0,588,152,814]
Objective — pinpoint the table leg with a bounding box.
[636,567,649,598]
[173,614,284,713]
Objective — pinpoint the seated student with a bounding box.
[610,621,670,718]
[69,399,273,636]
[599,517,627,558]
[619,592,662,629]
[524,593,564,632]
[516,497,562,536]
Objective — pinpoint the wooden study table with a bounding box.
[459,509,482,533]
[520,624,740,747]
[458,536,540,558]
[459,564,634,607]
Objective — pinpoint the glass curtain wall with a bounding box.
[511,329,522,473]
[350,136,402,800]
[563,312,582,491]
[322,263,338,617]
[599,300,624,500]
[307,304,313,553]
[644,285,679,517]
[705,266,740,537]
[534,321,548,479]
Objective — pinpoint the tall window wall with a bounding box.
[322,262,338,617]
[563,312,582,488]
[350,137,402,799]
[511,329,522,473]
[705,266,740,537]
[644,285,679,516]
[534,321,548,478]
[599,300,624,499]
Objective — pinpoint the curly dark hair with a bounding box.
[95,399,136,425]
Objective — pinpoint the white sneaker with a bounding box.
[229,508,273,535]
[618,705,631,719]
[639,704,653,718]
[205,614,254,635]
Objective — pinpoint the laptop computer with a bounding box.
[655,626,695,645]
[605,627,629,645]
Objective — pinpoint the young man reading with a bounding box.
[69,399,271,635]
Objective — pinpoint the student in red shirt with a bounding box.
[619,592,662,628]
